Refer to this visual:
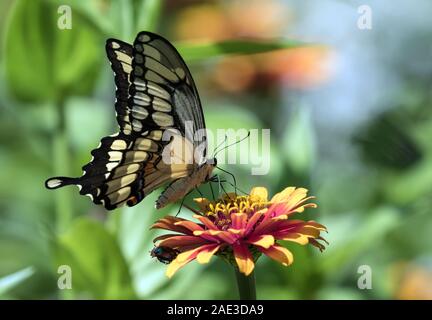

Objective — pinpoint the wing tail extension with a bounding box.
[45,176,79,189]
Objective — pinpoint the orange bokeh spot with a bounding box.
[257,46,334,89]
[174,4,233,41]
[213,56,256,93]
[226,0,290,38]
[393,263,432,300]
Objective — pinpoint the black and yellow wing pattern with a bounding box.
[45,32,207,210]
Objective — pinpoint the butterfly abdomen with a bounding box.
[155,163,214,209]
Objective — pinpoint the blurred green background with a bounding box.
[1,0,432,299]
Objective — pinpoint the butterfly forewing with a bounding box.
[105,39,134,135]
[131,33,207,150]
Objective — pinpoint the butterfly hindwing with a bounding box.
[45,130,195,210]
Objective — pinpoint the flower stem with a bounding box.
[234,269,256,300]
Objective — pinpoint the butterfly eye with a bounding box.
[207,158,217,166]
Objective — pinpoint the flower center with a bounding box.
[204,194,268,230]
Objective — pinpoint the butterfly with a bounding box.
[45,31,216,210]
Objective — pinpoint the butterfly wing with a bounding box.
[128,32,207,155]
[45,32,207,210]
[46,130,194,210]
[105,39,134,135]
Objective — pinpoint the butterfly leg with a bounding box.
[219,177,230,199]
[216,166,238,196]
[219,179,248,195]
[195,186,204,197]
[209,179,216,201]
[175,190,192,217]
[213,174,229,200]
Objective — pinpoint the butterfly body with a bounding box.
[156,161,215,209]
[45,32,212,211]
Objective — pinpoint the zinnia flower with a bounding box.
[151,186,327,277]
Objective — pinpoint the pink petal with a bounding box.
[194,229,238,244]
[276,233,310,245]
[159,235,210,248]
[232,243,255,276]
[174,220,205,233]
[166,243,222,278]
[244,208,266,235]
[270,187,296,202]
[193,214,219,230]
[196,244,223,264]
[246,234,275,249]
[230,212,248,230]
[191,230,220,243]
[254,219,305,236]
[152,233,180,243]
[258,244,293,266]
[274,221,326,238]
[305,221,328,231]
[151,216,195,235]
[165,246,202,278]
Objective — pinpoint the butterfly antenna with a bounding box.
[213,131,250,159]
[212,135,228,158]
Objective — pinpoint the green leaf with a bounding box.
[382,157,432,205]
[176,39,309,62]
[0,267,34,296]
[282,104,316,175]
[137,0,162,32]
[319,207,400,275]
[53,218,135,299]
[5,0,102,103]
[65,98,112,151]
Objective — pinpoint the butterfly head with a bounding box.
[203,157,217,180]
[210,157,217,167]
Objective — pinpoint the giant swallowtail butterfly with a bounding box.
[45,31,216,210]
